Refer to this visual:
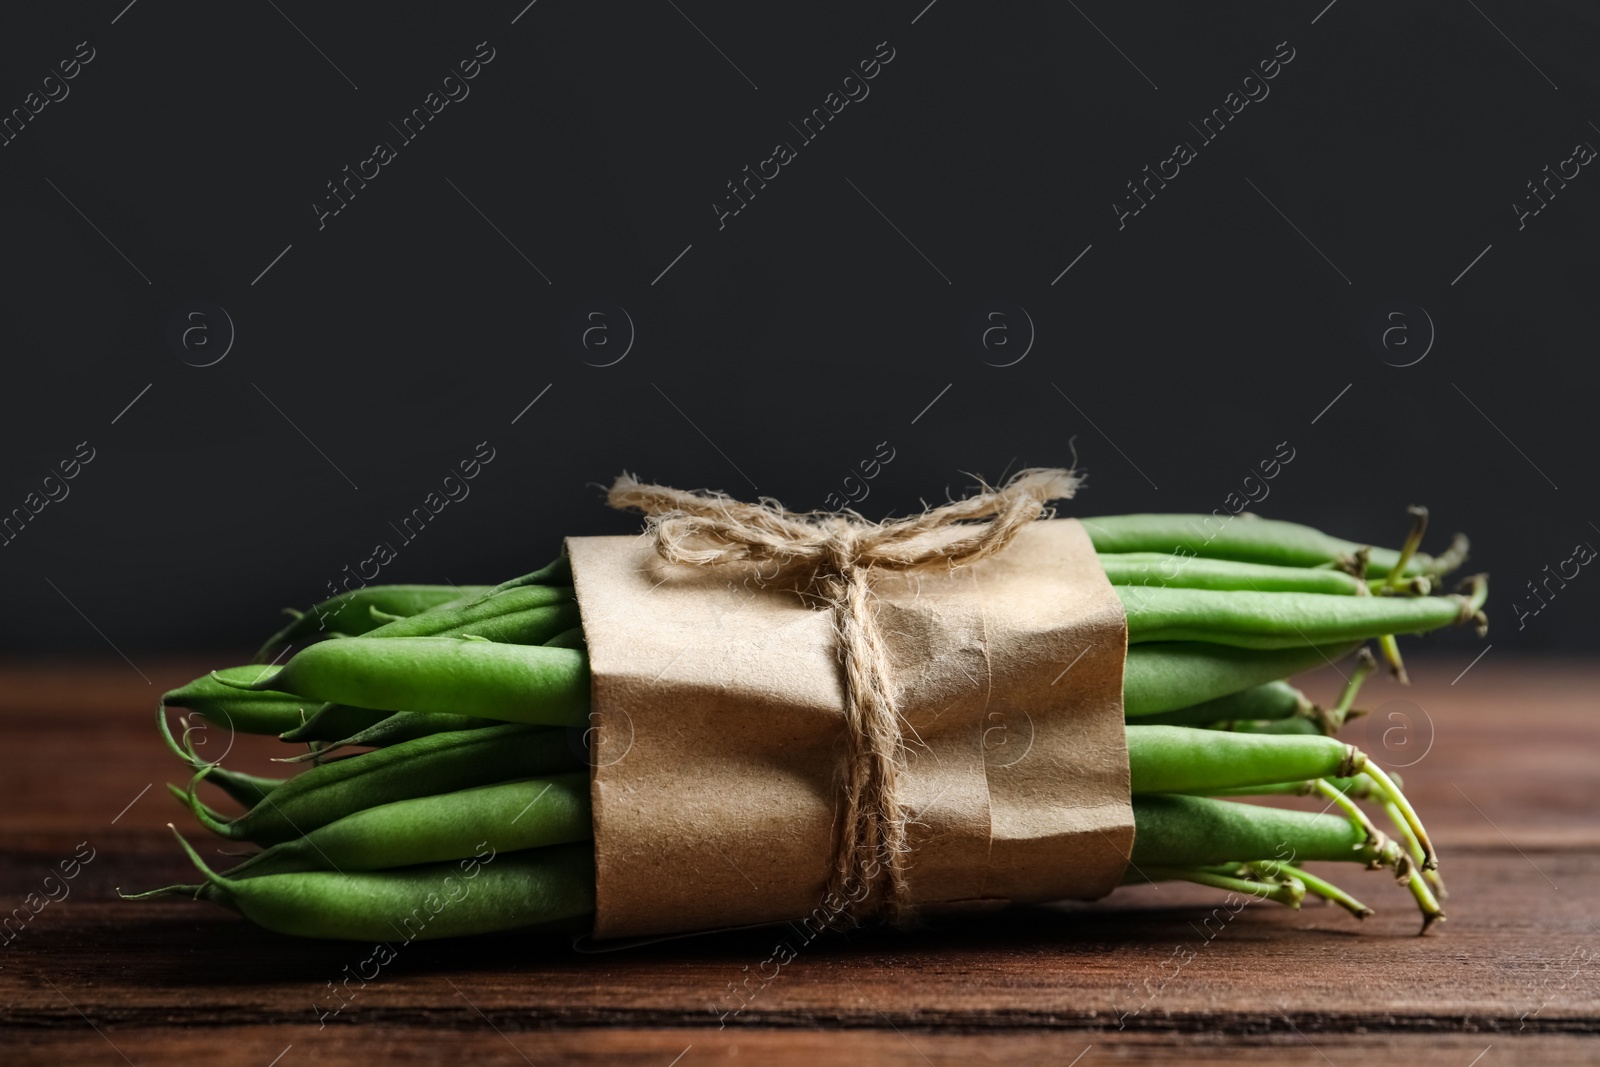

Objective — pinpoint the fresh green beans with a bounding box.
[406,603,580,645]
[252,638,1368,728]
[138,833,595,941]
[1122,642,1358,716]
[278,703,391,744]
[1098,554,1371,595]
[360,585,578,642]
[1130,794,1376,868]
[181,724,579,844]
[1117,585,1485,649]
[162,667,318,737]
[201,766,288,809]
[1081,513,1467,578]
[1161,647,1378,735]
[1130,793,1442,932]
[1126,726,1360,795]
[255,584,494,661]
[477,552,574,598]
[143,510,1481,941]
[221,773,591,878]
[286,710,504,759]
[1128,680,1308,726]
[234,638,590,725]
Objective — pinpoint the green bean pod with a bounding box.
[476,552,574,598]
[1081,514,1464,577]
[1127,680,1308,726]
[144,834,595,941]
[1117,586,1480,648]
[1129,794,1376,868]
[410,603,580,646]
[1122,642,1359,716]
[239,638,590,725]
[1223,717,1325,736]
[163,667,320,737]
[201,766,289,809]
[221,773,591,878]
[280,710,504,760]
[278,703,391,744]
[254,584,494,661]
[180,724,579,844]
[1126,725,1360,795]
[359,585,578,642]
[316,710,504,753]
[1213,647,1377,735]
[1098,554,1370,595]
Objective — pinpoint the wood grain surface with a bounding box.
[2,657,1596,1065]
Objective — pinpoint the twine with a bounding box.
[608,467,1081,926]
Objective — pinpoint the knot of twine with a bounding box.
[608,467,1082,926]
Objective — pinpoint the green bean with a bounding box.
[278,703,391,744]
[1099,554,1370,595]
[1224,717,1324,736]
[1128,680,1308,726]
[255,584,494,661]
[1081,514,1466,578]
[476,551,574,599]
[221,773,591,878]
[1126,726,1361,795]
[236,638,590,725]
[162,667,318,737]
[1124,718,1435,871]
[1130,794,1378,868]
[139,832,595,941]
[359,585,577,642]
[413,603,579,645]
[1122,642,1359,716]
[201,766,288,809]
[1189,647,1378,735]
[1116,584,1485,649]
[178,724,578,845]
[1129,795,1440,929]
[282,710,504,761]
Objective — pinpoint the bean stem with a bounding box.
[1363,762,1437,871]
[1137,865,1305,909]
[1246,861,1372,919]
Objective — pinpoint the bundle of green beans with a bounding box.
[133,510,1486,938]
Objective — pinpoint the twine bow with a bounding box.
[608,467,1082,926]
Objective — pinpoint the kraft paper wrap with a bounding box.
[566,518,1132,940]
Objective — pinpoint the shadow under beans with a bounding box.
[34,892,1377,995]
[4,846,1391,996]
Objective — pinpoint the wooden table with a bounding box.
[2,659,1596,1064]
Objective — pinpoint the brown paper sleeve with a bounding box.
[567,518,1132,940]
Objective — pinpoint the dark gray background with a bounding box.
[1,1,1594,662]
